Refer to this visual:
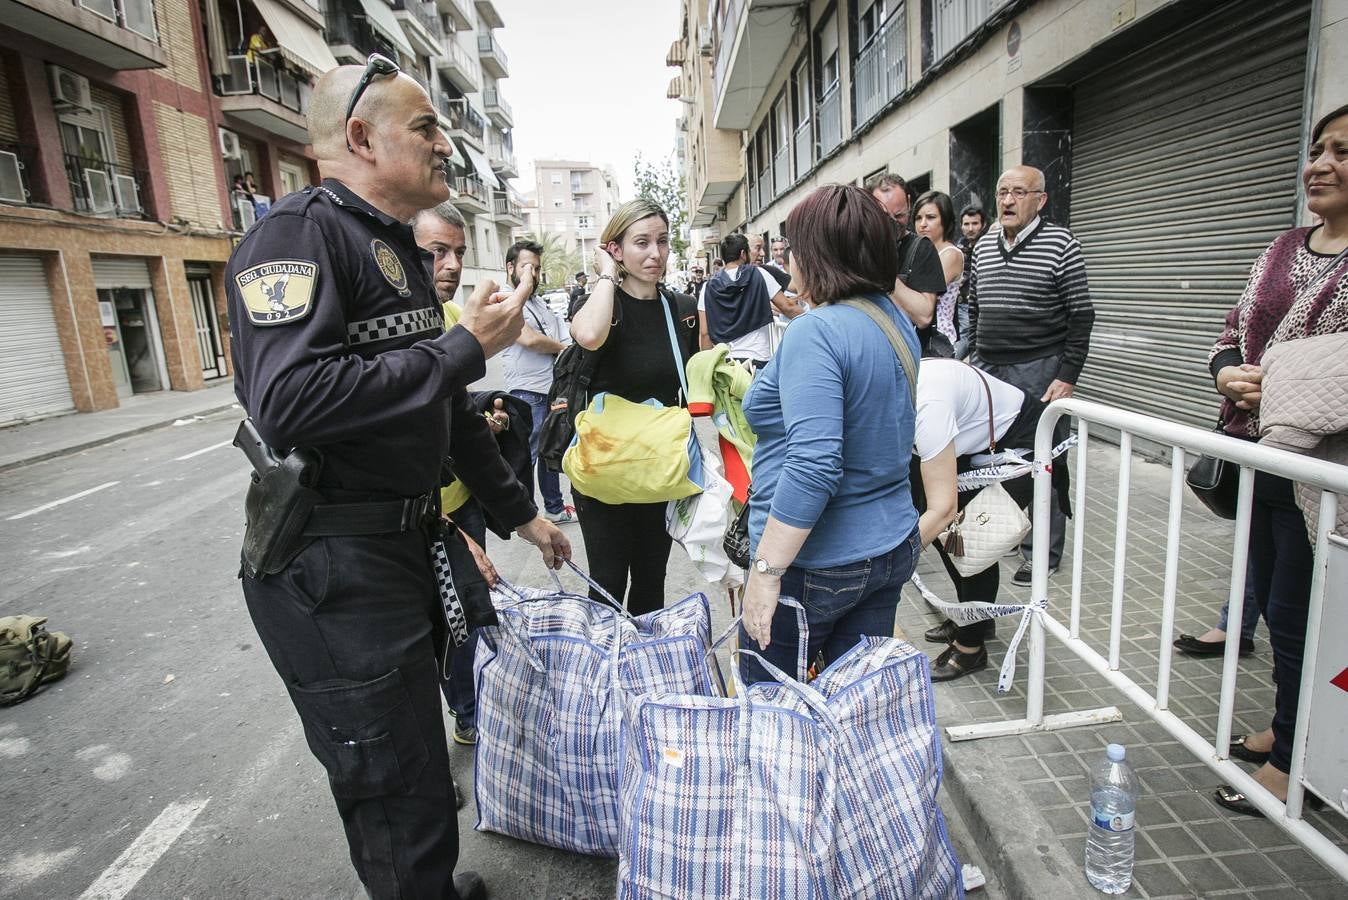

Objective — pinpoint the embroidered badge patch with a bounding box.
[371,238,410,296]
[235,260,318,325]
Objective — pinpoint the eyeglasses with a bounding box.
[995,188,1044,201]
[345,53,400,152]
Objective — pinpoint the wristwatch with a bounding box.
[753,558,787,577]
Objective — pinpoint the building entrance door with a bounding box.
[100,287,163,395]
[187,272,226,379]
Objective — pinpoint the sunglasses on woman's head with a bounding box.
[345,54,400,152]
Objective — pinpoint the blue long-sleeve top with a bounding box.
[742,294,920,569]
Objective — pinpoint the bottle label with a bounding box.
[1092,808,1135,832]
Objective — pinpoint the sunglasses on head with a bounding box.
[345,53,400,152]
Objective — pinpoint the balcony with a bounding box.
[476,33,508,79]
[392,1,445,59]
[483,88,512,128]
[325,7,397,65]
[475,0,503,29]
[64,153,147,218]
[0,142,43,205]
[452,174,491,213]
[435,0,472,30]
[931,0,1013,64]
[437,95,485,149]
[854,7,907,128]
[436,35,480,94]
[492,191,522,225]
[689,126,742,228]
[487,139,517,179]
[1,0,164,69]
[818,85,842,157]
[711,0,799,130]
[216,50,312,144]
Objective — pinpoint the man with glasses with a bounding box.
[864,171,947,350]
[225,56,570,900]
[966,164,1095,587]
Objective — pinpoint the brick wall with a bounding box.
[154,0,202,91]
[153,101,223,228]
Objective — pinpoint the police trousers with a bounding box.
[242,529,463,900]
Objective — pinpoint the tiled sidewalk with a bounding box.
[898,441,1348,898]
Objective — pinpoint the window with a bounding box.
[857,0,886,48]
[577,215,592,229]
[278,160,307,196]
[552,199,563,208]
[817,11,839,94]
[58,107,112,162]
[550,172,562,184]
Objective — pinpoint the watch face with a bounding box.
[754,559,766,572]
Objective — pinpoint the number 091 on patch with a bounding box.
[235,260,318,325]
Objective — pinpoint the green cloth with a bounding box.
[686,345,757,466]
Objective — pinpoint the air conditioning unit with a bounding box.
[698,25,713,57]
[0,151,26,203]
[236,194,257,231]
[47,65,92,112]
[84,168,115,214]
[218,127,242,160]
[113,173,142,214]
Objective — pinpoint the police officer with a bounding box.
[226,57,569,900]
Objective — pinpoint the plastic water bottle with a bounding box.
[1085,743,1138,894]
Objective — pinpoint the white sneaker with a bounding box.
[547,506,578,524]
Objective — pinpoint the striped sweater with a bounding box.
[967,220,1095,383]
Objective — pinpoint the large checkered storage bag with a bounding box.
[617,637,962,899]
[473,571,719,856]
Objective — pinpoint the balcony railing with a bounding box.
[437,35,480,92]
[78,0,158,42]
[439,97,485,141]
[931,0,1011,63]
[793,120,811,181]
[818,85,842,157]
[492,191,521,220]
[488,141,516,172]
[0,142,42,205]
[711,0,742,108]
[325,10,395,60]
[476,33,509,72]
[455,175,491,206]
[64,153,147,217]
[218,50,310,115]
[483,89,512,124]
[854,6,907,127]
[393,0,444,40]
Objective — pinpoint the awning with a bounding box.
[460,140,499,186]
[356,0,416,61]
[252,0,340,79]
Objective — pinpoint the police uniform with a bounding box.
[226,178,536,898]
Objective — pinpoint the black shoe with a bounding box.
[453,722,478,746]
[924,620,958,644]
[930,644,989,682]
[453,870,488,900]
[1011,561,1057,586]
[1173,634,1256,657]
[1214,784,1324,818]
[452,775,466,810]
[1229,735,1271,765]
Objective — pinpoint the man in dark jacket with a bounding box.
[698,233,799,369]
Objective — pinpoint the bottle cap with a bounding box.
[1107,743,1126,762]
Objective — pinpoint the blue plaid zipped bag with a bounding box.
[617,599,962,899]
[473,562,720,856]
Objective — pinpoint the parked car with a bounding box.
[542,290,570,319]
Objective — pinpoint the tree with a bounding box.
[516,230,582,290]
[633,152,688,259]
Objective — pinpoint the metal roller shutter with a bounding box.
[92,256,154,289]
[1069,0,1310,429]
[0,256,75,425]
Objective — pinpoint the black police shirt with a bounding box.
[225,178,535,525]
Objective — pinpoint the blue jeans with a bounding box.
[1215,564,1261,641]
[510,389,564,515]
[739,526,922,684]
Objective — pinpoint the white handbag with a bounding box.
[938,364,1032,577]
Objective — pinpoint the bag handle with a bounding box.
[0,624,58,707]
[838,298,917,406]
[658,288,691,401]
[960,360,999,453]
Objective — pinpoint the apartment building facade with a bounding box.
[672,0,1344,428]
[524,160,623,264]
[0,0,520,427]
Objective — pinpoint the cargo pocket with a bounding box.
[290,668,429,800]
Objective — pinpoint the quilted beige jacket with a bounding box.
[1258,332,1348,539]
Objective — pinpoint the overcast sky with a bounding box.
[496,0,684,199]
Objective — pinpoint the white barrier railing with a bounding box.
[947,397,1348,881]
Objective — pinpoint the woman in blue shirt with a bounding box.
[739,184,922,682]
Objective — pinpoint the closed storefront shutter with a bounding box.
[0,256,75,425]
[1069,0,1310,429]
[92,256,153,289]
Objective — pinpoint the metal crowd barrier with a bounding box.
[947,398,1348,881]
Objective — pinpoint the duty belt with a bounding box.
[302,491,438,537]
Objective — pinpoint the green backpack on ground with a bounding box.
[1,616,73,706]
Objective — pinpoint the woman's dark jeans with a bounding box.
[738,526,922,685]
[1249,471,1314,773]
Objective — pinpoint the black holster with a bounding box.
[241,449,324,578]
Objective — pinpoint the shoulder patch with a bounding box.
[235,260,318,326]
[371,238,410,297]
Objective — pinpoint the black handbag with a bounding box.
[722,491,752,570]
[1186,427,1239,520]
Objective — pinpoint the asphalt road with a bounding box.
[0,363,998,899]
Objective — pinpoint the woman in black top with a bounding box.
[569,199,699,612]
